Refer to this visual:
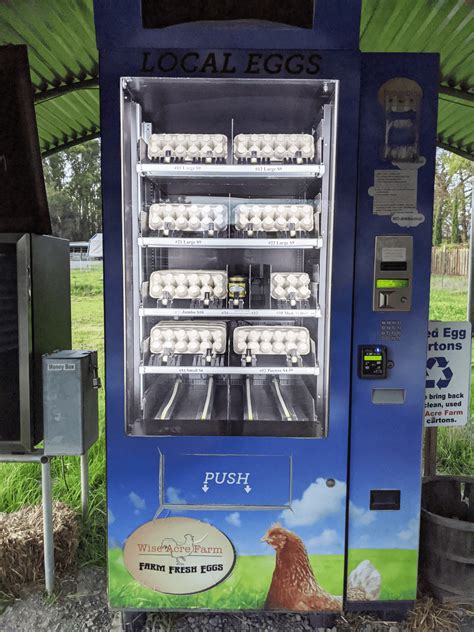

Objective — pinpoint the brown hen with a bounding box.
[262,524,341,611]
[262,524,381,611]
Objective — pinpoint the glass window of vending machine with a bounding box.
[121,77,337,438]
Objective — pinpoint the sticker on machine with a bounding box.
[424,321,472,427]
[123,517,236,594]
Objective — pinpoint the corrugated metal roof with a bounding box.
[0,0,472,159]
[361,0,474,160]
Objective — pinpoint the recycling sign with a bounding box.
[425,322,472,427]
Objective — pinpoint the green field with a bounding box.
[108,548,416,609]
[0,269,472,572]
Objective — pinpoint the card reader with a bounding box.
[358,345,387,379]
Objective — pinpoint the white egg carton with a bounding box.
[233,134,314,163]
[234,203,314,233]
[149,270,227,301]
[150,321,227,355]
[233,326,310,356]
[271,273,311,302]
[147,133,228,162]
[149,203,228,232]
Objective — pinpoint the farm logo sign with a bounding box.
[123,517,236,594]
[424,322,472,427]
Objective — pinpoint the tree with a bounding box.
[43,140,102,241]
[433,149,473,246]
[451,197,460,244]
[433,209,443,246]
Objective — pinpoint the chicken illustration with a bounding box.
[261,524,381,611]
[161,532,208,565]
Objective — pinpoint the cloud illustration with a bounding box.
[307,529,339,553]
[398,517,420,547]
[167,486,186,504]
[129,491,146,511]
[280,478,346,527]
[108,509,115,525]
[225,512,241,528]
[350,501,376,526]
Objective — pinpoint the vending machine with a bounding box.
[94,0,438,620]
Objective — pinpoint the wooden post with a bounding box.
[424,427,438,476]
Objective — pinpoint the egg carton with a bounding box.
[234,203,314,234]
[150,321,227,355]
[233,326,310,356]
[233,134,314,163]
[147,133,228,162]
[149,203,228,233]
[271,273,311,302]
[149,270,227,303]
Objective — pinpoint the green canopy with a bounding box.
[0,0,472,159]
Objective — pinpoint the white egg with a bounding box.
[274,330,285,342]
[249,331,260,341]
[188,340,200,353]
[260,342,273,354]
[175,273,187,285]
[273,274,285,286]
[298,330,308,341]
[188,274,200,285]
[213,284,226,299]
[285,330,297,342]
[298,287,311,300]
[272,286,286,299]
[300,215,313,231]
[275,216,288,230]
[175,216,188,230]
[188,217,201,231]
[272,342,285,354]
[262,217,274,231]
[261,330,272,342]
[249,216,262,228]
[247,341,260,352]
[288,216,299,227]
[235,341,246,354]
[188,329,199,340]
[175,341,188,353]
[297,341,310,354]
[151,340,163,353]
[188,285,201,298]
[286,274,299,288]
[213,341,223,353]
[285,342,297,353]
[175,285,188,298]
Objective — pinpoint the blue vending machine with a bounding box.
[94,0,438,619]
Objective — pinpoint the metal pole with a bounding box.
[80,452,89,520]
[467,178,474,325]
[41,456,55,595]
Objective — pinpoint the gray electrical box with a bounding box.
[43,350,100,456]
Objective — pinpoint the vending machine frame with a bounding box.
[95,0,438,620]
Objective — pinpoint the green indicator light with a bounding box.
[376,278,409,288]
[364,355,382,361]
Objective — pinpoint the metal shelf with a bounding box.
[139,307,321,318]
[140,365,319,376]
[137,162,324,179]
[138,236,322,249]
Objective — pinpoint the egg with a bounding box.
[188,216,201,231]
[175,216,188,230]
[235,341,246,354]
[163,284,175,297]
[175,273,187,285]
[213,284,226,299]
[297,341,310,354]
[260,342,273,354]
[188,274,200,286]
[175,341,188,353]
[188,340,200,353]
[262,216,274,231]
[272,286,286,300]
[298,287,311,300]
[163,215,175,229]
[175,284,188,298]
[275,216,288,230]
[188,285,201,298]
[272,342,285,354]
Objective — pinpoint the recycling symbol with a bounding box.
[426,356,453,389]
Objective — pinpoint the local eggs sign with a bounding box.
[123,517,236,594]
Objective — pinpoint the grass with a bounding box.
[108,548,415,609]
[0,270,471,573]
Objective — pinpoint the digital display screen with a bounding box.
[376,278,409,289]
[364,355,382,361]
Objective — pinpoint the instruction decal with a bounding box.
[424,322,472,427]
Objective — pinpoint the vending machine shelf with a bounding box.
[140,365,320,376]
[137,162,324,179]
[138,236,322,249]
[139,307,322,318]
[130,418,319,438]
